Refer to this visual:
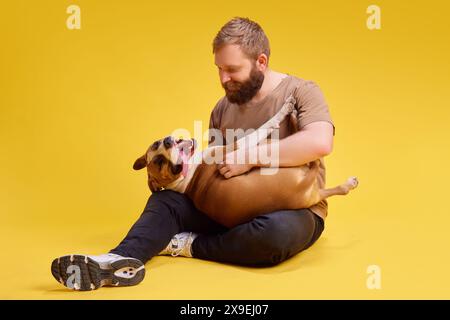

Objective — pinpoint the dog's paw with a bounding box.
[347,176,359,189]
[281,95,296,114]
[285,95,296,106]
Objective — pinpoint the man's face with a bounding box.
[214,44,265,105]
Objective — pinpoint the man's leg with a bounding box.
[51,190,227,290]
[109,190,228,264]
[191,208,324,266]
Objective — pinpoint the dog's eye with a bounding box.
[176,138,183,144]
[153,156,165,169]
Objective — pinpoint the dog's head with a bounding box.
[133,136,197,192]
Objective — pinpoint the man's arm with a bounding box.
[254,120,334,168]
[218,81,335,178]
[253,80,335,168]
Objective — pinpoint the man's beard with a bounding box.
[223,67,265,105]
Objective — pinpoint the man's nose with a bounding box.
[219,71,231,84]
[163,136,174,149]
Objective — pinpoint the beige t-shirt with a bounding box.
[208,74,335,220]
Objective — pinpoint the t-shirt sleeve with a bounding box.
[294,81,335,136]
[208,99,225,146]
[208,112,217,146]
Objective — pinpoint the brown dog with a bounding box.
[133,96,358,227]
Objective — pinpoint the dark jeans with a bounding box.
[110,190,324,267]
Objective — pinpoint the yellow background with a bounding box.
[1,0,449,299]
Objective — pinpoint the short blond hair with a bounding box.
[212,17,271,64]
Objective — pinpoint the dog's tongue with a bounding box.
[180,151,190,177]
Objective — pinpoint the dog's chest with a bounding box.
[184,163,222,206]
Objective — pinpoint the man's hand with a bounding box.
[218,149,255,179]
[218,162,254,179]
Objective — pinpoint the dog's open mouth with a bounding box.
[176,138,196,158]
[172,139,196,176]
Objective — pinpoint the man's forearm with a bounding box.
[252,130,328,168]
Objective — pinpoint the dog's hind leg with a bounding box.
[318,176,359,200]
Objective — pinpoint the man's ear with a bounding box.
[133,154,147,170]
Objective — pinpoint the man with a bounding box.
[51,17,335,290]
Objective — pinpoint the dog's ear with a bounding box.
[133,154,147,170]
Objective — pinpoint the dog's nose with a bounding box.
[163,136,174,149]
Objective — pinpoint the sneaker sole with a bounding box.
[51,255,145,291]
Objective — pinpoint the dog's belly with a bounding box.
[186,163,320,228]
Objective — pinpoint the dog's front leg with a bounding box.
[201,95,296,166]
[234,95,296,150]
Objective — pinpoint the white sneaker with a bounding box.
[159,232,198,258]
[51,253,145,291]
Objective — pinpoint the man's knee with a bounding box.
[147,190,188,203]
[145,190,192,210]
[249,211,316,266]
